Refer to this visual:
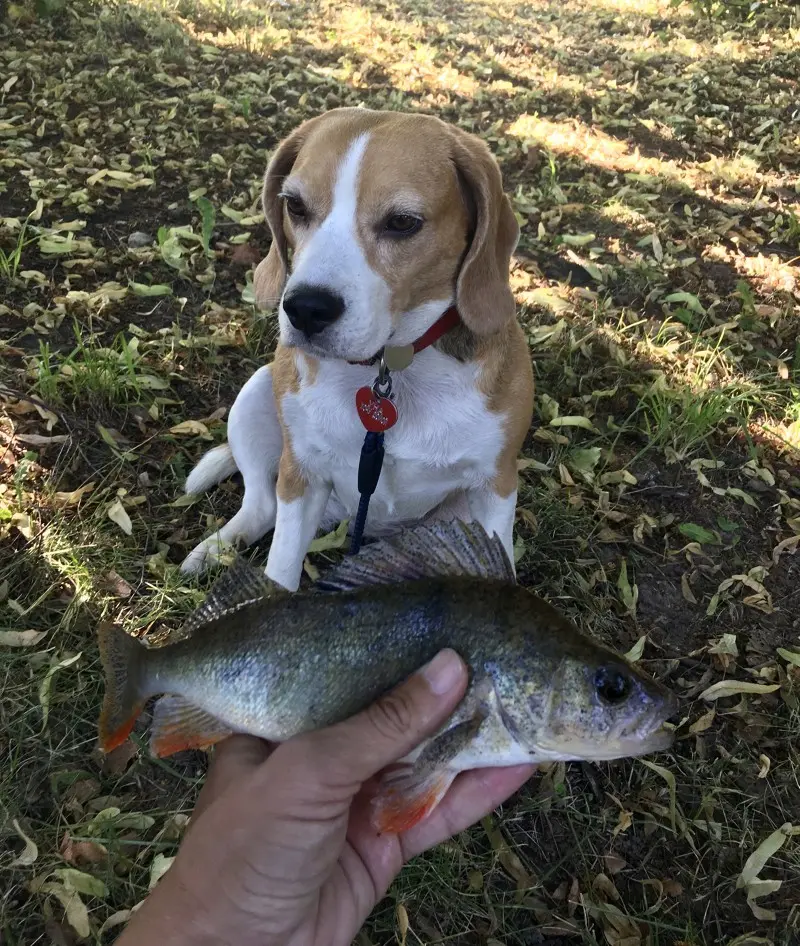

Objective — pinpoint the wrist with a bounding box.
[115,876,226,946]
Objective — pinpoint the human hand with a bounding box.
[116,649,536,946]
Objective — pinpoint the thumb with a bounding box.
[309,649,468,786]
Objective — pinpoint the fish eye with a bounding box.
[594,667,632,705]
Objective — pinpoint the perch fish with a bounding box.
[97,520,678,833]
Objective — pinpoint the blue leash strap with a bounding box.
[348,430,385,555]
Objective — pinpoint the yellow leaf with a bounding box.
[0,630,47,647]
[53,867,108,899]
[640,760,676,833]
[10,512,34,539]
[107,499,133,535]
[517,457,551,472]
[523,287,571,313]
[39,653,82,732]
[777,648,800,667]
[533,428,570,445]
[689,708,716,734]
[772,534,800,564]
[169,419,211,437]
[52,482,96,507]
[38,882,90,938]
[148,854,175,890]
[11,819,38,866]
[737,823,797,889]
[395,903,409,946]
[700,681,780,701]
[549,415,596,431]
[98,910,134,936]
[624,636,646,663]
[681,573,697,604]
[600,470,638,486]
[617,559,638,616]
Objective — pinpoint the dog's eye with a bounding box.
[282,195,308,220]
[384,213,423,237]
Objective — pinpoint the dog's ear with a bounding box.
[449,129,519,335]
[253,124,311,310]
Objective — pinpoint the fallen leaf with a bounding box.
[169,420,211,437]
[10,512,34,539]
[39,653,82,731]
[604,854,627,875]
[37,882,89,938]
[777,648,800,668]
[681,573,698,604]
[737,823,797,889]
[617,559,638,616]
[678,523,719,545]
[396,903,409,946]
[0,629,47,647]
[549,415,596,431]
[11,819,38,866]
[772,534,800,564]
[640,760,677,832]
[308,519,349,553]
[689,708,716,734]
[700,681,780,701]
[15,433,69,446]
[98,910,134,936]
[129,282,172,296]
[102,737,139,774]
[107,499,133,535]
[60,834,108,867]
[624,636,646,662]
[52,482,95,507]
[100,570,134,598]
[482,815,535,892]
[148,854,175,890]
[53,868,109,899]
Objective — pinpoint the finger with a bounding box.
[400,764,537,860]
[303,649,468,787]
[192,735,273,821]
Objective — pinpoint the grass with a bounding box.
[1,0,800,943]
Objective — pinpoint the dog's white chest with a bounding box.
[282,351,505,529]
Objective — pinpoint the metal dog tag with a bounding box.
[383,344,415,371]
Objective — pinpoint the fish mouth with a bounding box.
[616,723,675,757]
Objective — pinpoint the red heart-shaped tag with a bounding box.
[355,386,398,432]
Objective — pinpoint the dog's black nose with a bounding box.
[283,287,345,337]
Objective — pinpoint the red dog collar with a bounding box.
[348,305,460,368]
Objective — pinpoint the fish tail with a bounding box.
[97,623,149,752]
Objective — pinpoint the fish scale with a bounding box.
[97,520,678,833]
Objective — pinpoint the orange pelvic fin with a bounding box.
[150,695,233,757]
[371,766,456,834]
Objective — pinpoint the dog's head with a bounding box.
[253,108,519,362]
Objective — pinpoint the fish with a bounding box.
[97,520,678,833]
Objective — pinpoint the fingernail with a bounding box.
[421,649,464,695]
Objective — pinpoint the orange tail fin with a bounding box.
[97,623,148,752]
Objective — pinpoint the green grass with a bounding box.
[0,215,36,284]
[1,0,799,942]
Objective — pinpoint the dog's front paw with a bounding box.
[180,537,232,575]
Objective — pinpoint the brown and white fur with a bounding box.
[181,108,534,591]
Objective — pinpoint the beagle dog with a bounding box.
[181,108,534,591]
